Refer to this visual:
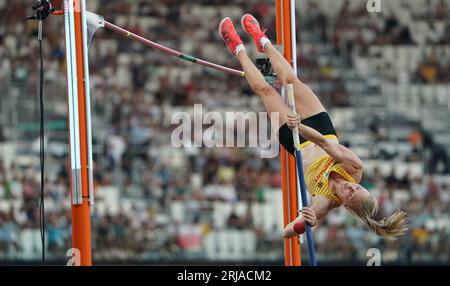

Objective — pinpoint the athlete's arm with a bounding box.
[310,195,334,221]
[286,197,334,236]
[287,114,363,171]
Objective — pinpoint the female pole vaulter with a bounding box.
[219,14,408,239]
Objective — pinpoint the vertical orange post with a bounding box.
[276,0,301,266]
[64,0,92,266]
[73,0,91,266]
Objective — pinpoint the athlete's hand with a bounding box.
[299,207,317,227]
[287,113,300,129]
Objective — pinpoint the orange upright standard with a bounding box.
[63,0,94,266]
[276,0,302,266]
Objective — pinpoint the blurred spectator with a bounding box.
[105,128,127,171]
[416,52,440,83]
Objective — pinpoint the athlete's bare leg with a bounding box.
[237,50,289,129]
[240,14,326,120]
[264,43,326,120]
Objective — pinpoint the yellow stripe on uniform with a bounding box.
[300,134,338,149]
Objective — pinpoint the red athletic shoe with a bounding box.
[219,17,244,56]
[241,14,268,53]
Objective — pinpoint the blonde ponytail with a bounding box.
[351,196,408,239]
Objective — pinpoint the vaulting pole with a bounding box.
[287,84,317,266]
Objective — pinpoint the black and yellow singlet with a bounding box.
[304,155,356,204]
